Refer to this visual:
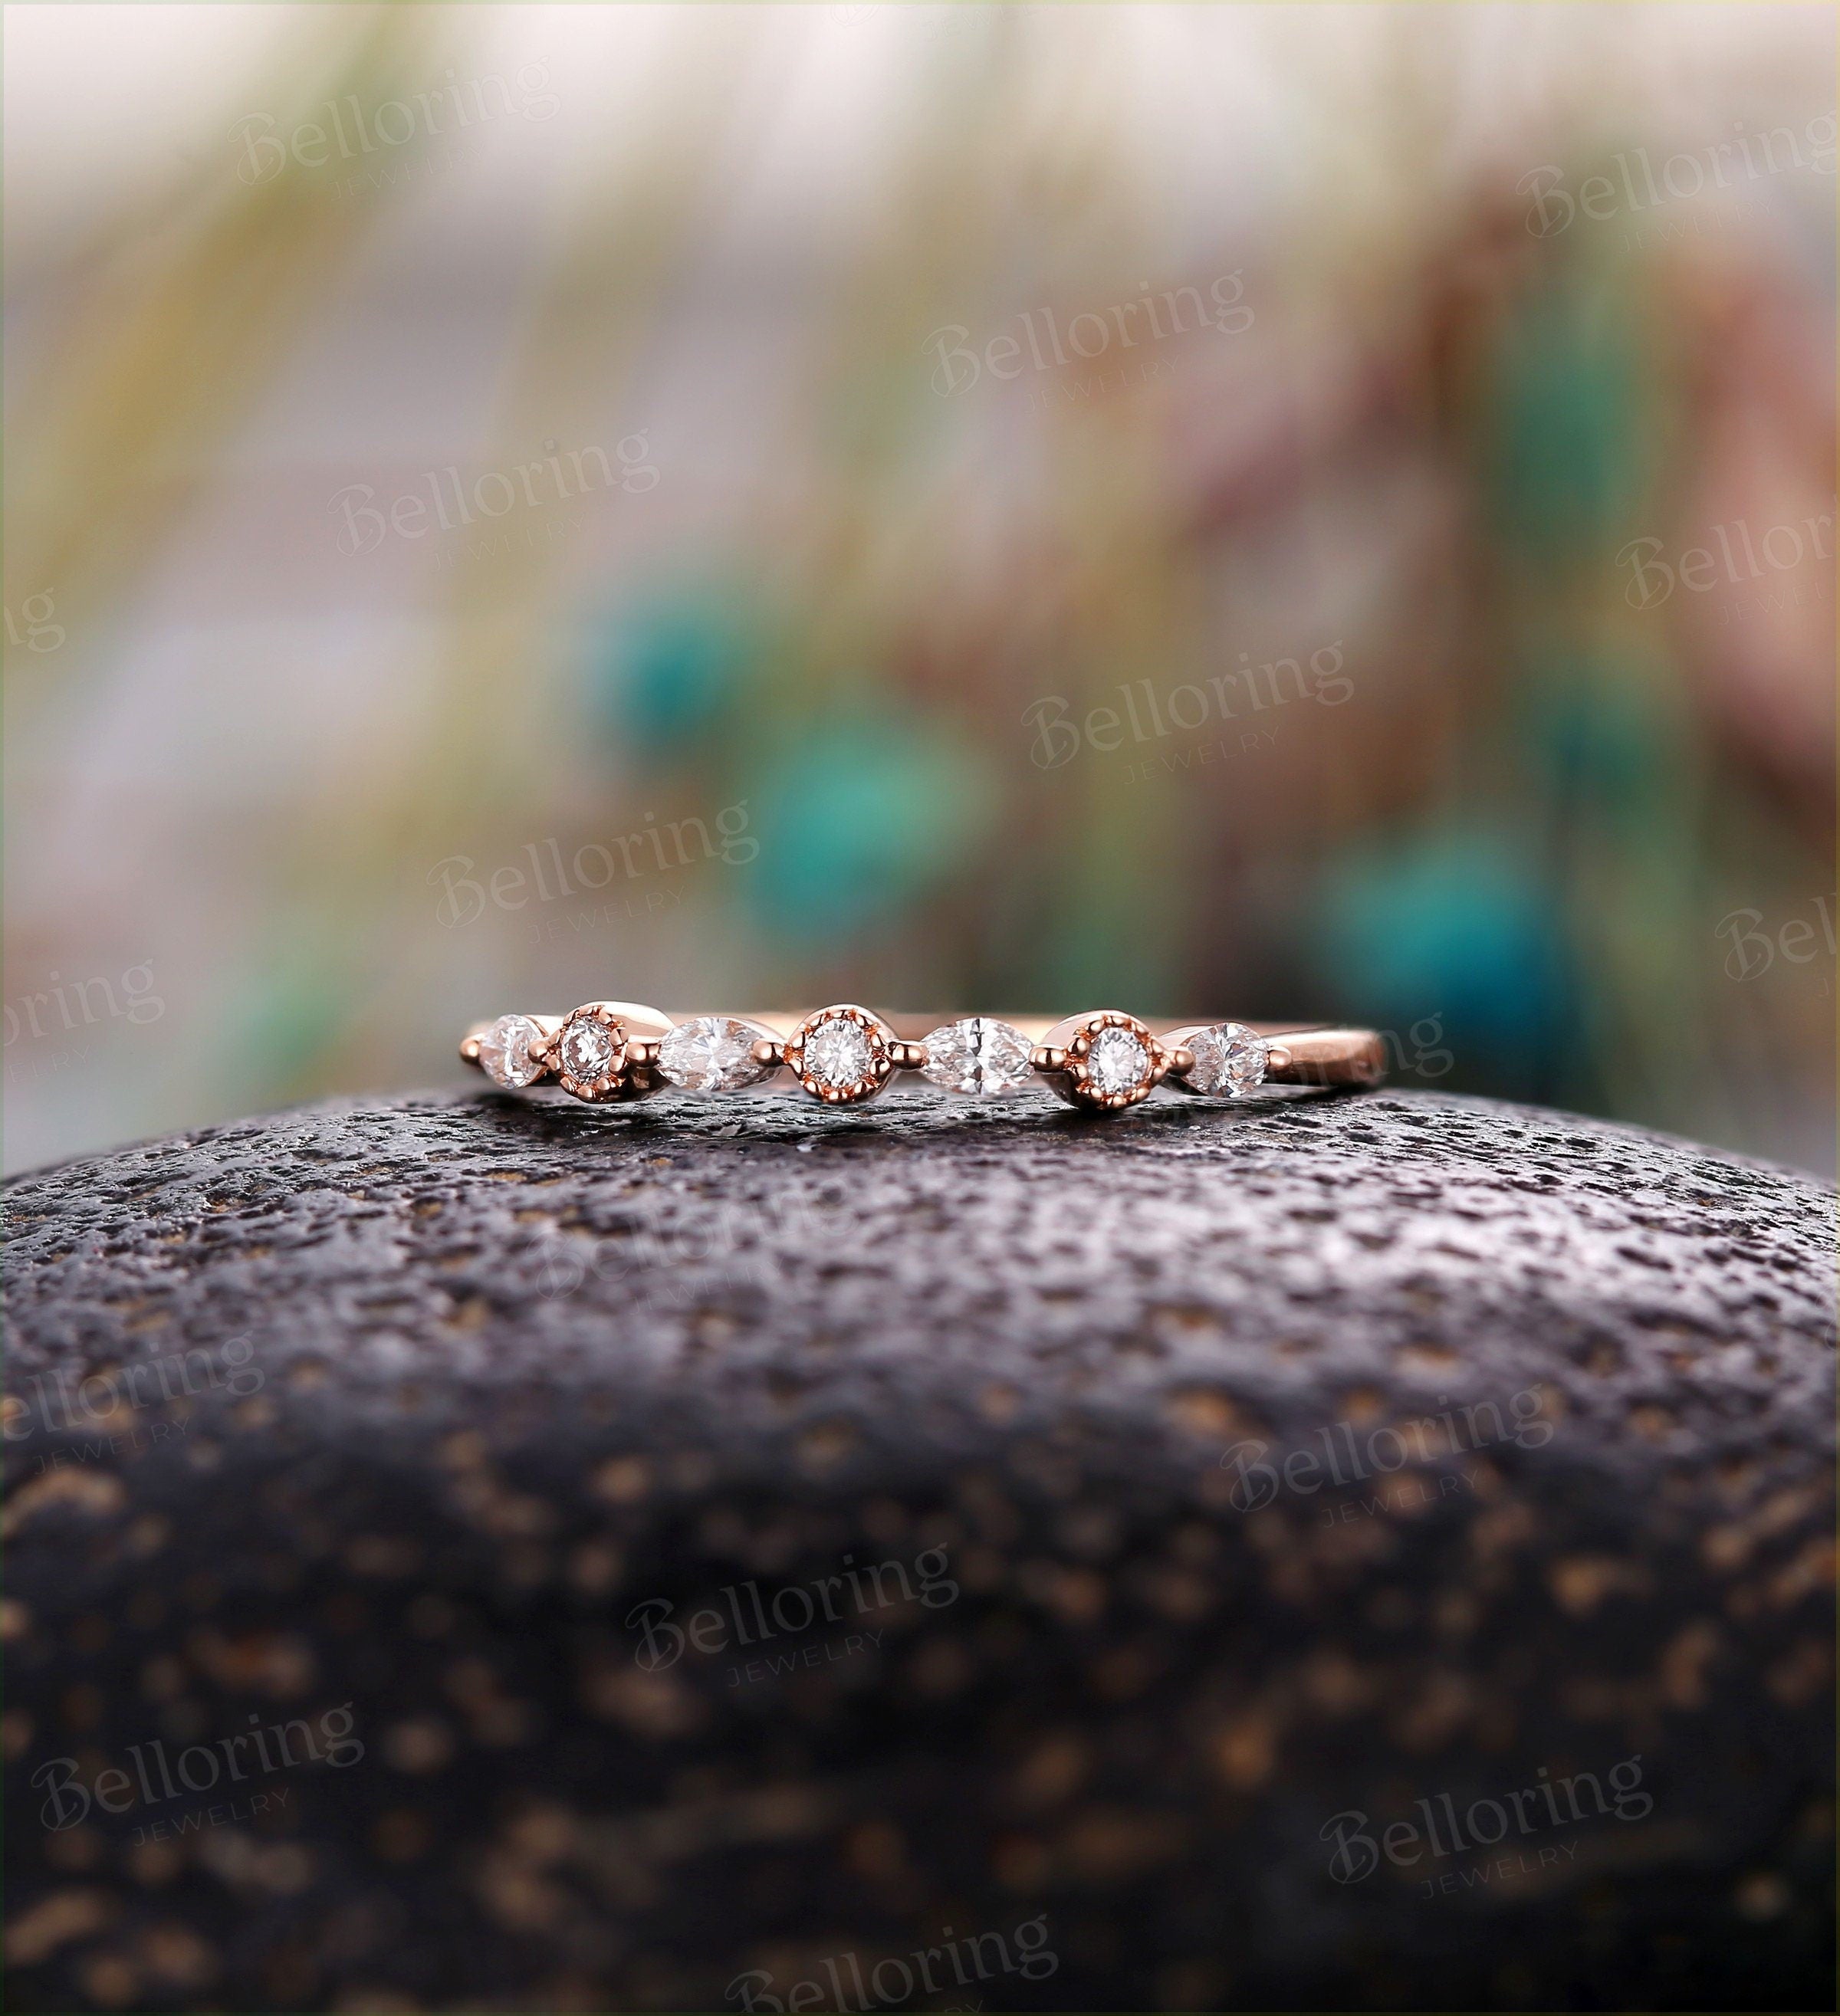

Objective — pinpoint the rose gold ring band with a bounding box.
[462,1003,1385,1116]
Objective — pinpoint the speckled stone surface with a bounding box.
[3,1087,1834,2012]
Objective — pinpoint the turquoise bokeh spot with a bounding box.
[586,595,750,757]
[748,715,997,940]
[1517,656,1675,816]
[1484,287,1648,563]
[1319,835,1569,1052]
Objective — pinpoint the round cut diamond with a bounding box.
[804,1016,873,1088]
[921,1017,1034,1096]
[1182,1021,1269,1098]
[560,1018,619,1083]
[1086,1026,1152,1097]
[658,1016,771,1093]
[478,1013,544,1088]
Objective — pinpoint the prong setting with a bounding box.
[477,1013,548,1088]
[1165,1021,1272,1099]
[656,1016,782,1093]
[920,1018,1033,1096]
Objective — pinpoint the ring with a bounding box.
[460,1004,1385,1115]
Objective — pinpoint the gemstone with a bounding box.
[560,1016,619,1084]
[1181,1021,1270,1097]
[803,1015,874,1088]
[921,1017,1034,1096]
[478,1013,544,1088]
[1086,1025,1152,1097]
[658,1016,772,1093]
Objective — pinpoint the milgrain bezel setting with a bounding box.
[782,1003,899,1105]
[553,1003,629,1103]
[1035,1009,1172,1113]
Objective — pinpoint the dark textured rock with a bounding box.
[3,1086,1834,2014]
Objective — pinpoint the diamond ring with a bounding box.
[462,1005,1385,1115]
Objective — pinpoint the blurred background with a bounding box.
[4,2,1834,1178]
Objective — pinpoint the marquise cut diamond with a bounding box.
[921,1017,1034,1096]
[658,1016,772,1092]
[1182,1022,1269,1097]
[479,1013,544,1088]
